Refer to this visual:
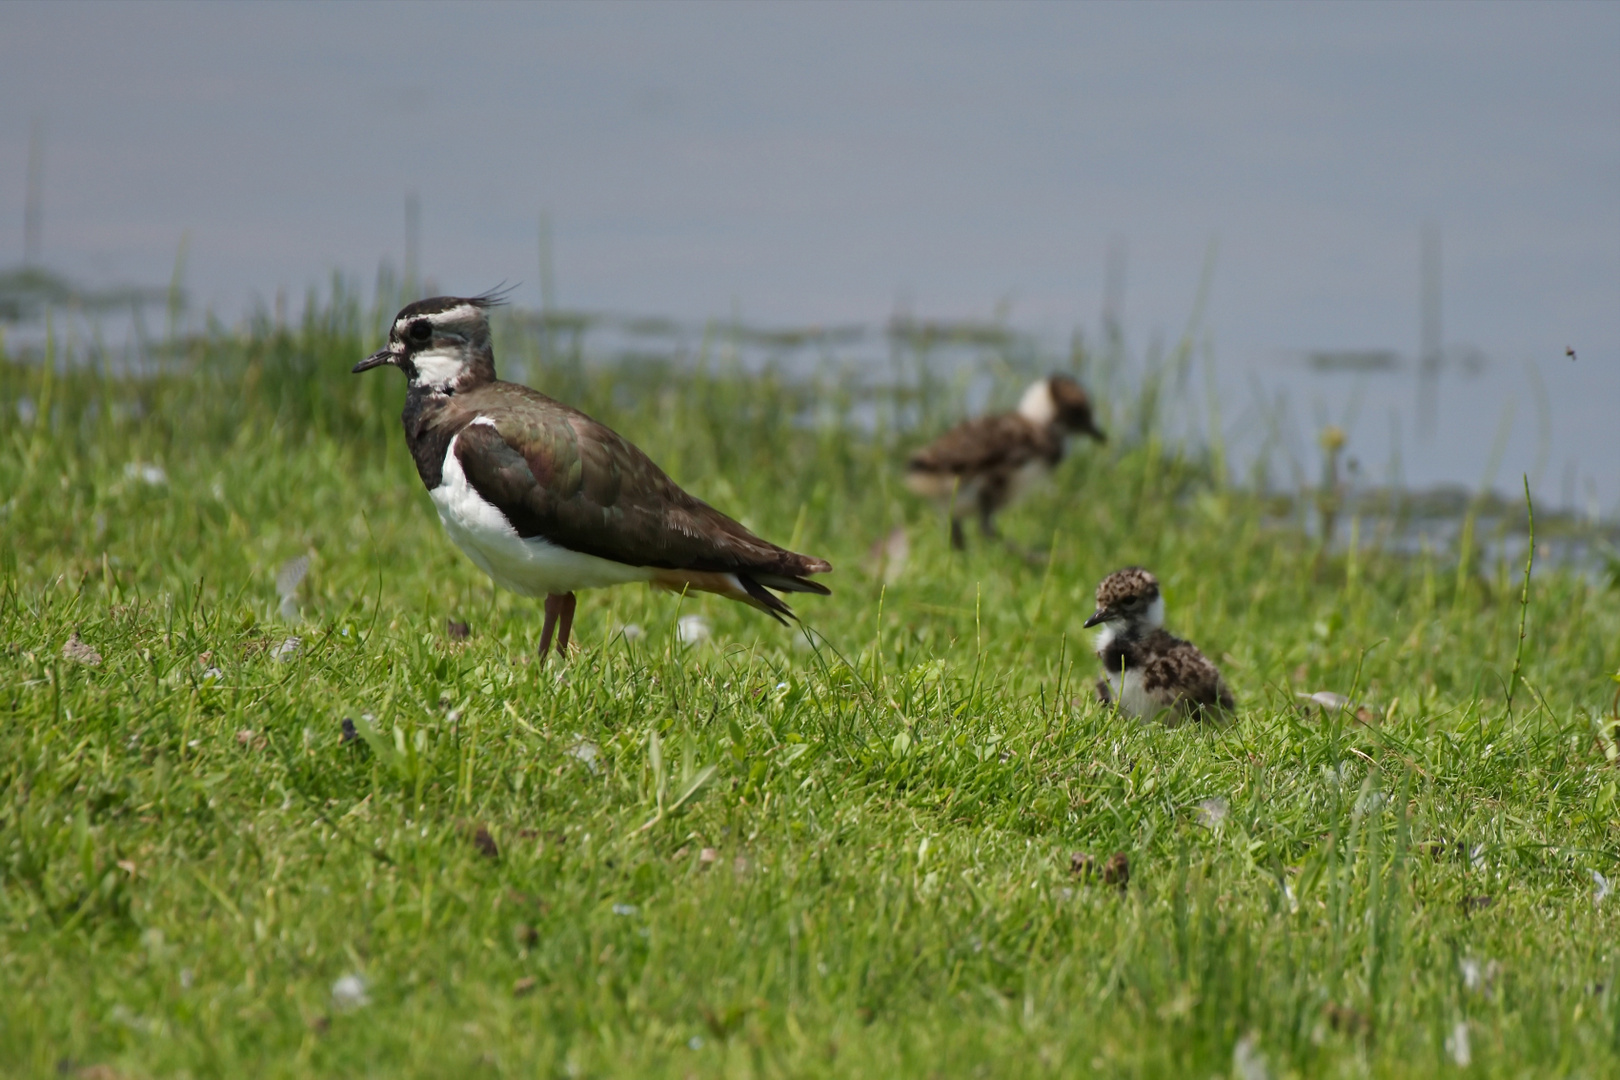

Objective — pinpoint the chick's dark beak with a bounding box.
[1083,608,1112,629]
[352,348,394,374]
[1084,417,1107,443]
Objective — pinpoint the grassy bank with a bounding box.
[2,297,1618,1078]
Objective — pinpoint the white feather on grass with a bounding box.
[277,555,310,623]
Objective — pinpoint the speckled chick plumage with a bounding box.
[1093,566,1160,611]
[904,374,1105,548]
[1087,567,1234,724]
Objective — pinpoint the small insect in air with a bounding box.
[1566,346,1577,361]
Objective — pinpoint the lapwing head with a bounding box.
[1084,566,1164,635]
[1018,375,1106,442]
[353,293,504,392]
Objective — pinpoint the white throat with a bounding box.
[1017,379,1058,426]
[1091,596,1166,652]
[410,348,470,390]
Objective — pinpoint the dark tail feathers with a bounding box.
[737,572,832,625]
[753,572,832,596]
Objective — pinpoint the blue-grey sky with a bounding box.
[2,1,1616,510]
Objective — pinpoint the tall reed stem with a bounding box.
[1506,474,1534,713]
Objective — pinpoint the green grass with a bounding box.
[2,294,1619,1078]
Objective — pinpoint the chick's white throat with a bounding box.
[1090,596,1166,652]
[1017,379,1058,426]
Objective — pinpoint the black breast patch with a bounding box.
[402,389,468,490]
[1100,639,1134,675]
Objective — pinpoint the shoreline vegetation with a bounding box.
[2,284,1618,1076]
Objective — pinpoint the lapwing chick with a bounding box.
[1085,567,1233,724]
[905,374,1105,550]
[354,294,832,659]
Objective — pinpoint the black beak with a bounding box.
[1083,608,1111,629]
[1084,419,1107,443]
[352,348,394,374]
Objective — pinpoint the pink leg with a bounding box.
[554,592,578,657]
[538,594,562,660]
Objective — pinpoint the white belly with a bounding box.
[429,432,655,597]
[1094,615,1171,722]
[904,460,1051,514]
[1097,628,1168,722]
[1107,668,1165,722]
[1006,458,1052,501]
[904,470,980,507]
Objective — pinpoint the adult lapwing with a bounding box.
[905,374,1105,549]
[1085,566,1234,724]
[354,294,831,659]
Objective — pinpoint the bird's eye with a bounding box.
[408,319,432,343]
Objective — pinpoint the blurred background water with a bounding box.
[1,1,1615,518]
